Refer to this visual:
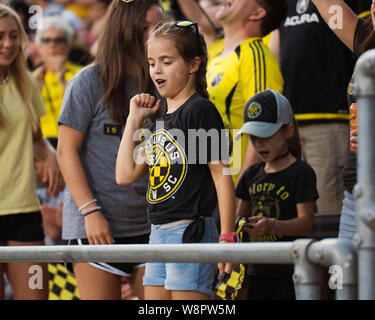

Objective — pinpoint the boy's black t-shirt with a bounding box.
[144,93,228,225]
[236,160,319,277]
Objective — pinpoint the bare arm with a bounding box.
[116,94,160,185]
[268,29,280,66]
[33,126,65,197]
[312,0,359,51]
[56,125,113,245]
[176,0,221,42]
[209,161,236,274]
[209,162,236,235]
[246,200,315,237]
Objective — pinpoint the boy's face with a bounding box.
[215,0,261,25]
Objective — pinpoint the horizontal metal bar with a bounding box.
[0,243,294,264]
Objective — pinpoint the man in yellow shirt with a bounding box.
[207,0,287,182]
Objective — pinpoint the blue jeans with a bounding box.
[143,218,219,297]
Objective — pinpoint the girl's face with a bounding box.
[250,126,293,163]
[0,16,20,71]
[143,5,164,43]
[147,37,199,100]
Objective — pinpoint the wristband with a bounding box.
[79,199,97,212]
[81,206,102,217]
[219,232,240,243]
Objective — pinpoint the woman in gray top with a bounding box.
[56,0,164,300]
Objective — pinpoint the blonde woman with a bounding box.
[0,4,64,299]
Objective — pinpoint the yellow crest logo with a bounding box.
[247,102,262,119]
[145,130,187,203]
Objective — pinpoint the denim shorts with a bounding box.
[338,191,356,241]
[143,218,219,297]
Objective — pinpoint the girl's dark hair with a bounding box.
[284,119,301,160]
[148,20,209,99]
[95,0,161,125]
[359,16,375,54]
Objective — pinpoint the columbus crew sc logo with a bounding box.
[144,129,188,203]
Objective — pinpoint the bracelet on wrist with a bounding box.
[78,199,97,212]
[81,206,102,217]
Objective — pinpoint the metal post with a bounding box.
[292,239,322,300]
[353,49,375,300]
[308,239,357,300]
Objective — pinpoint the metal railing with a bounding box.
[0,239,355,300]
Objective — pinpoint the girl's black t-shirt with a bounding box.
[236,160,318,276]
[144,93,228,225]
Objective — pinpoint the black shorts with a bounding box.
[65,234,150,277]
[0,211,45,242]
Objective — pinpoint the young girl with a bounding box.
[235,89,318,300]
[116,21,236,300]
[56,0,164,300]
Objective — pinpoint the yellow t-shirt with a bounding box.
[207,37,284,182]
[39,61,82,138]
[207,38,224,65]
[0,73,46,216]
[262,33,271,46]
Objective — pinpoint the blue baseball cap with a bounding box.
[235,89,294,140]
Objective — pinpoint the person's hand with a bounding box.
[42,151,65,197]
[218,261,234,275]
[245,216,273,237]
[120,277,139,300]
[34,64,46,89]
[129,93,161,122]
[41,202,63,227]
[84,211,115,245]
[350,128,358,151]
[218,238,235,275]
[34,158,48,187]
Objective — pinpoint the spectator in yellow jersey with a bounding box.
[33,15,82,148]
[207,0,287,184]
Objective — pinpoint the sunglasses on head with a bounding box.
[41,37,67,45]
[175,21,202,53]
